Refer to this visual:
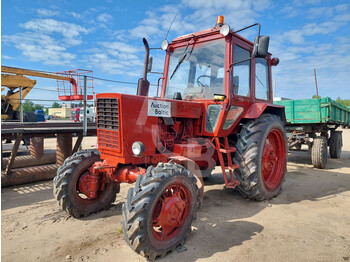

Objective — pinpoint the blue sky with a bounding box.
[2,0,350,107]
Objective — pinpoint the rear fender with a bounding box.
[242,103,286,123]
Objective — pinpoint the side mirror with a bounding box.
[147,56,153,73]
[252,35,270,58]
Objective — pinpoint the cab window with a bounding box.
[255,58,269,100]
[233,45,250,97]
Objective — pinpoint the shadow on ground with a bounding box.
[163,220,263,262]
[1,181,53,210]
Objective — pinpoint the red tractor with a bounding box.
[53,15,286,260]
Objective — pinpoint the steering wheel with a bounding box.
[197,75,211,87]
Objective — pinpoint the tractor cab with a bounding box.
[154,15,280,137]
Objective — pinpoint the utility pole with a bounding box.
[83,76,87,136]
[19,86,23,122]
[314,68,319,99]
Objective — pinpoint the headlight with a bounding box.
[132,141,145,156]
[220,24,231,36]
[161,40,169,51]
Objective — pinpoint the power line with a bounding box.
[33,87,58,92]
[10,98,72,102]
[4,66,159,86]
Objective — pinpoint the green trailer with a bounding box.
[274,97,350,169]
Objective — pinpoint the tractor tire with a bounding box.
[232,113,287,201]
[122,162,199,260]
[53,150,120,218]
[311,136,328,169]
[329,131,342,158]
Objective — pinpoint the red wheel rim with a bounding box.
[262,128,286,190]
[152,183,191,241]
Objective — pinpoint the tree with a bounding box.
[312,95,321,99]
[335,97,350,107]
[22,100,35,112]
[45,108,49,114]
[52,102,61,108]
[34,104,43,110]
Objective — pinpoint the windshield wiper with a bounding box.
[170,38,195,80]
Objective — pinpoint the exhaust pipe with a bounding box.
[136,38,150,96]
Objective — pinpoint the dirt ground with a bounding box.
[2,129,350,262]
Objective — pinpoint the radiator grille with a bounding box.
[97,98,119,130]
[97,98,120,152]
[98,129,120,151]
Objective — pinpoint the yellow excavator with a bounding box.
[1,66,76,121]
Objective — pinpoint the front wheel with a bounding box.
[233,114,287,201]
[53,150,120,218]
[122,162,199,260]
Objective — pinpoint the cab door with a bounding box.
[218,37,253,134]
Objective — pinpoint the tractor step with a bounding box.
[224,180,240,189]
[227,164,239,170]
[219,147,236,153]
[214,137,240,189]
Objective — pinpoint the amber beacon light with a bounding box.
[216,15,224,26]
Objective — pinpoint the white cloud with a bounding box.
[293,0,322,6]
[278,21,342,45]
[127,0,272,44]
[97,13,113,23]
[3,19,91,66]
[68,12,83,20]
[2,32,76,66]
[37,8,60,17]
[84,41,144,77]
[21,19,91,39]
[280,5,301,18]
[1,55,14,60]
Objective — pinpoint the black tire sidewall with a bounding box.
[312,137,327,168]
[330,132,342,158]
[254,116,287,198]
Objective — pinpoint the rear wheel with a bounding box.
[233,114,287,201]
[311,136,328,169]
[329,131,342,158]
[122,162,199,260]
[53,150,120,217]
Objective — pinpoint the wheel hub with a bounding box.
[78,171,101,199]
[262,129,286,190]
[152,184,190,240]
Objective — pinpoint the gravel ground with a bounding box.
[1,129,350,262]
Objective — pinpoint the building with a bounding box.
[48,107,72,118]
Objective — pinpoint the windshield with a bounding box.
[165,38,226,100]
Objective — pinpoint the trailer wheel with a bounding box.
[329,131,342,158]
[122,162,199,260]
[311,136,327,169]
[233,113,287,201]
[53,150,120,218]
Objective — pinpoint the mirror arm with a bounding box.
[233,23,261,38]
[229,57,252,68]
